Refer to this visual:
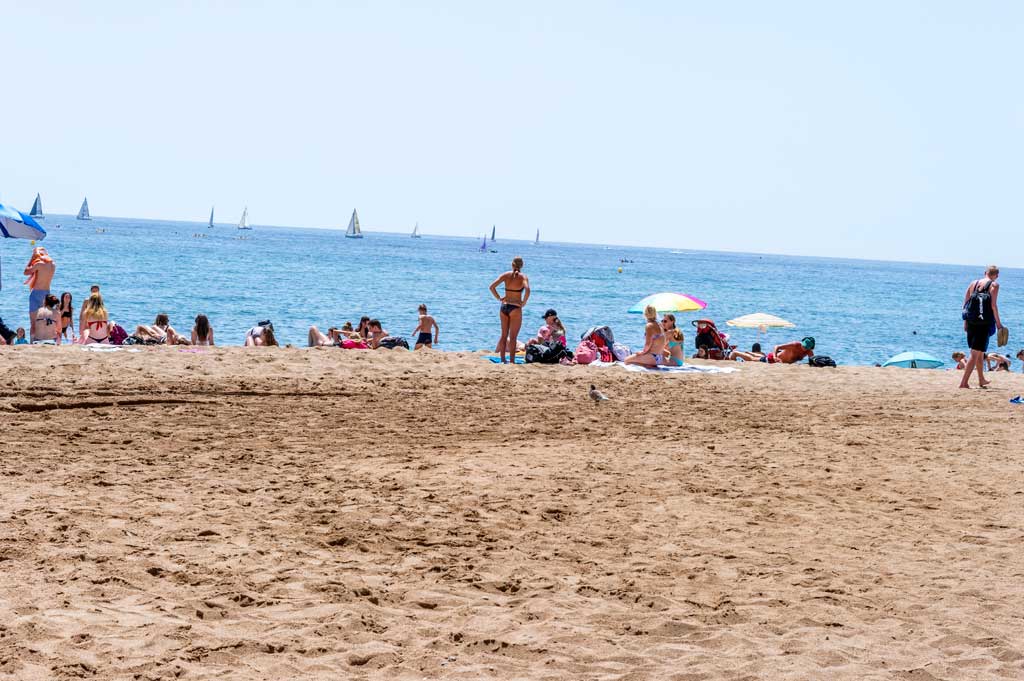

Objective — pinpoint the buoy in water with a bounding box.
[617,267,623,273]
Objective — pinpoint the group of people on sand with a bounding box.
[307,305,440,351]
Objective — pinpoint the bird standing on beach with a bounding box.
[589,384,610,403]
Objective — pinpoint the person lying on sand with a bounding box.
[765,337,815,364]
[730,342,766,362]
[245,324,278,347]
[365,320,389,349]
[135,314,188,345]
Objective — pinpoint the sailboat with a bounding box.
[344,209,363,238]
[208,206,215,229]
[29,193,44,220]
[237,207,252,230]
[411,221,421,239]
[479,235,487,252]
[77,197,91,221]
[490,225,496,242]
[533,228,540,246]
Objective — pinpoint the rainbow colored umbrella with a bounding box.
[628,292,707,314]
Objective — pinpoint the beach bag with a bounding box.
[809,355,836,368]
[525,341,569,364]
[574,340,598,365]
[962,280,993,326]
[378,336,410,350]
[581,325,615,346]
[109,324,129,346]
[611,343,630,362]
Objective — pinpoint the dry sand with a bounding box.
[1,346,1023,680]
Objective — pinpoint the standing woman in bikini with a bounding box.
[59,292,74,341]
[489,256,530,364]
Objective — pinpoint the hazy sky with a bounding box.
[3,2,1021,265]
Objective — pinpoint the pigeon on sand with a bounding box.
[589,384,610,403]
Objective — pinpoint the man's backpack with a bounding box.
[962,280,993,326]
[525,341,570,364]
[809,355,836,368]
[109,324,129,346]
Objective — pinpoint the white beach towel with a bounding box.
[591,361,736,374]
[77,345,141,353]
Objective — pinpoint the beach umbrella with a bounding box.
[882,351,944,369]
[0,202,46,241]
[726,312,795,332]
[628,292,707,314]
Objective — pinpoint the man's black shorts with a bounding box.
[966,323,991,353]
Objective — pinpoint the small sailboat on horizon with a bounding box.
[208,206,215,229]
[237,206,252,230]
[345,209,363,238]
[533,228,540,246]
[491,225,496,242]
[411,221,421,238]
[30,193,44,220]
[77,197,91,221]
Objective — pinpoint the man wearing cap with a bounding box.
[768,337,815,364]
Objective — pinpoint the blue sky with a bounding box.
[3,1,1021,265]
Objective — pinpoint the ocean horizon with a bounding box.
[2,213,1019,366]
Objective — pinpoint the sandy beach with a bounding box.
[1,346,1023,680]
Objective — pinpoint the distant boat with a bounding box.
[30,193,44,220]
[77,197,91,221]
[479,235,487,252]
[533,228,540,246]
[490,224,496,242]
[237,206,252,230]
[411,221,421,239]
[208,206,215,229]
[345,209,363,238]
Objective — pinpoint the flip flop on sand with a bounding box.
[1010,395,1022,404]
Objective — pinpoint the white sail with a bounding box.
[237,206,252,230]
[534,228,540,245]
[411,221,421,238]
[209,206,215,228]
[30,193,44,219]
[491,225,495,241]
[77,197,91,220]
[345,209,363,238]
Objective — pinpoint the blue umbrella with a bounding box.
[0,202,46,240]
[882,351,944,369]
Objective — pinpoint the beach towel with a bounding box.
[483,355,526,364]
[590,360,737,375]
[23,247,53,289]
[78,345,141,353]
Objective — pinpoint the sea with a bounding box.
[1,215,1019,367]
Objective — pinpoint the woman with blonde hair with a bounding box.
[80,293,111,344]
[488,256,530,364]
[625,305,667,367]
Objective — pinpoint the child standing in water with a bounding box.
[412,304,440,349]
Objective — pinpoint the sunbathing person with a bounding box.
[951,351,967,370]
[765,337,815,364]
[80,293,112,344]
[661,314,685,366]
[985,353,1011,372]
[135,314,187,345]
[32,294,63,345]
[528,309,566,346]
[191,315,215,346]
[245,325,279,347]
[624,305,667,367]
[365,319,389,349]
[730,342,766,362]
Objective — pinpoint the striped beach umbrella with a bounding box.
[628,292,707,314]
[0,202,46,240]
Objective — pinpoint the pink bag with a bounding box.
[574,339,598,365]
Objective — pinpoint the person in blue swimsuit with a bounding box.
[625,305,667,367]
[661,314,685,366]
[488,257,530,364]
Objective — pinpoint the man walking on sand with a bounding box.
[960,265,1004,389]
[23,247,56,342]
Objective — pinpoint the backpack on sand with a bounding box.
[809,355,836,368]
